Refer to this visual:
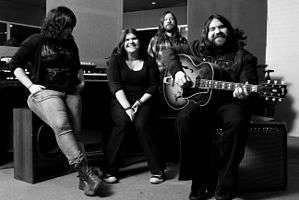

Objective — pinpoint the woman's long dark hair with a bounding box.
[156,11,181,44]
[113,28,147,60]
[41,6,76,40]
[199,14,247,56]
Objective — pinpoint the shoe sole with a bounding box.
[149,178,165,184]
[103,176,118,184]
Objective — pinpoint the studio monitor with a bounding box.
[13,108,70,184]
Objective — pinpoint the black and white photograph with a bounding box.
[0,0,297,199]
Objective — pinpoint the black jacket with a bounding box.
[161,40,258,107]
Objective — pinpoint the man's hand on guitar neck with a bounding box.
[233,82,249,99]
[174,71,191,87]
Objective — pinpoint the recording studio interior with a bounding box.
[0,0,299,200]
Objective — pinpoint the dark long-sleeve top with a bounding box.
[107,54,159,103]
[162,40,258,84]
[9,33,81,93]
[161,40,258,106]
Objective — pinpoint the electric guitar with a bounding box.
[162,54,287,110]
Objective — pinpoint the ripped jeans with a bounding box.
[27,89,84,166]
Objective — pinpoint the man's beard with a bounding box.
[211,33,227,47]
[164,24,176,33]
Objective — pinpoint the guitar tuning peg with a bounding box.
[265,97,269,101]
[281,80,285,85]
[272,98,277,102]
[279,98,282,102]
[274,80,278,84]
[267,80,271,84]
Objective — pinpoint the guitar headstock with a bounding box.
[257,80,287,102]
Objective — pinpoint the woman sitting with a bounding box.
[104,28,165,184]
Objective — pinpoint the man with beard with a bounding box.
[162,14,258,200]
[148,10,188,74]
[148,11,188,117]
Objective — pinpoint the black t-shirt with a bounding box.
[40,39,80,93]
[9,34,81,94]
[107,55,159,104]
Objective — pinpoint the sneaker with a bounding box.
[103,174,118,184]
[149,174,165,184]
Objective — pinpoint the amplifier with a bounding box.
[81,61,107,82]
[13,108,70,183]
[83,72,107,82]
[77,130,104,165]
[238,121,287,191]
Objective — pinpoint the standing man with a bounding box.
[148,10,188,75]
[147,11,188,163]
[162,14,258,200]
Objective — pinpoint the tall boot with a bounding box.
[75,158,102,196]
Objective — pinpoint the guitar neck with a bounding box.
[197,79,258,93]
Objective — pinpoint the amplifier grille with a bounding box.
[239,122,287,191]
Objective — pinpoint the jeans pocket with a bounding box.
[30,89,63,103]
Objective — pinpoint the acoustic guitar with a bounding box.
[162,54,287,110]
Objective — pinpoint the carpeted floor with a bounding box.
[0,137,299,200]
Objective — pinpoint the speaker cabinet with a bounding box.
[13,108,70,183]
[77,130,104,166]
[238,121,287,191]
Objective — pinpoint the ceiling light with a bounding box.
[151,1,156,5]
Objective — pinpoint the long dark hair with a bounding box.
[199,14,247,55]
[156,11,181,44]
[113,28,147,60]
[41,6,76,40]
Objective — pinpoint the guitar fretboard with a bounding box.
[196,79,258,92]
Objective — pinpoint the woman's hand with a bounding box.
[76,69,85,93]
[28,84,46,94]
[131,99,142,114]
[125,108,135,121]
[75,81,85,94]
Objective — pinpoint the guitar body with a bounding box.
[163,54,287,111]
[163,54,219,110]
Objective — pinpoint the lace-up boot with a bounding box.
[75,160,102,196]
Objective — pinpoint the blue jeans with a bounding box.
[27,89,84,166]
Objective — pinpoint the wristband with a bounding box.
[124,107,132,111]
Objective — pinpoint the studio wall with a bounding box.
[266,0,299,136]
[0,1,45,26]
[47,0,123,67]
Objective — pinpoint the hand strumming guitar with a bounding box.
[174,71,191,87]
